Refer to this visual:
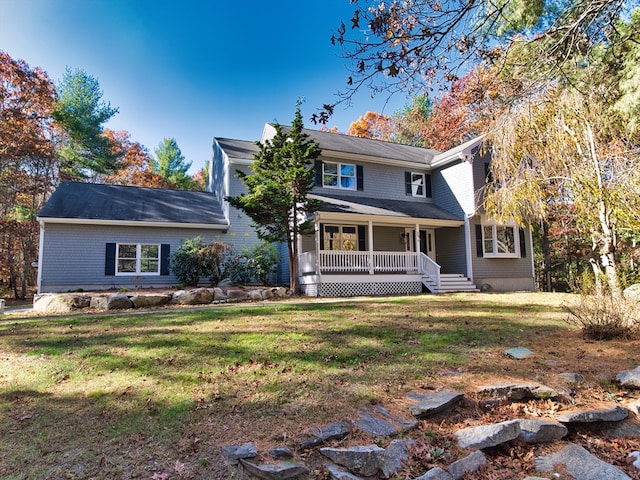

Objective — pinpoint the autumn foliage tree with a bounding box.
[0,50,57,298]
[347,111,393,140]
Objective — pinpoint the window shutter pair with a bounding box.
[105,243,170,275]
[315,161,363,191]
[474,226,526,258]
[405,172,432,197]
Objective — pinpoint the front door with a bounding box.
[405,228,436,262]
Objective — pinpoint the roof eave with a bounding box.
[37,217,229,230]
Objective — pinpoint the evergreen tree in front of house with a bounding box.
[227,100,321,293]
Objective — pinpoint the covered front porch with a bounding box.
[297,194,473,296]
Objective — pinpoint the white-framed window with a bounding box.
[116,243,160,275]
[405,171,432,197]
[323,225,358,250]
[323,162,356,190]
[410,172,426,197]
[482,223,519,258]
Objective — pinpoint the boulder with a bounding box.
[171,288,214,305]
[33,293,90,314]
[380,439,415,478]
[616,366,640,389]
[212,287,228,302]
[105,293,134,310]
[248,289,265,301]
[227,289,251,302]
[129,294,172,308]
[535,443,631,480]
[455,420,521,450]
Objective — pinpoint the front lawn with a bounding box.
[1,292,638,478]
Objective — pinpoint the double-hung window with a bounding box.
[323,162,356,190]
[116,243,160,275]
[482,224,518,258]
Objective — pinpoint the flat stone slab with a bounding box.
[221,442,258,465]
[413,467,454,480]
[240,460,309,480]
[555,404,628,423]
[535,443,631,480]
[455,420,521,450]
[617,366,640,389]
[325,464,363,479]
[298,422,351,450]
[515,418,568,443]
[479,382,557,400]
[448,450,487,479]
[406,390,464,419]
[505,347,533,359]
[353,406,417,436]
[320,445,385,477]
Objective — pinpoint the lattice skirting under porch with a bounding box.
[302,281,422,297]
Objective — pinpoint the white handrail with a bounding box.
[419,252,441,290]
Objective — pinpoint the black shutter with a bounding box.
[314,160,323,187]
[357,225,366,251]
[519,228,526,258]
[425,174,432,198]
[405,172,412,196]
[319,223,324,250]
[160,244,171,275]
[356,165,364,191]
[105,243,116,276]
[475,225,484,257]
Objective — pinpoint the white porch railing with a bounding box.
[299,250,440,284]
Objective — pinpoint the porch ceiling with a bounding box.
[309,193,464,226]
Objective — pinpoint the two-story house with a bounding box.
[36,124,535,295]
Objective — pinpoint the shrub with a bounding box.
[224,242,279,285]
[564,293,639,340]
[170,237,234,287]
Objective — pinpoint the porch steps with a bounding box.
[423,273,479,293]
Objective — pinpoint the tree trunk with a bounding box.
[541,219,552,292]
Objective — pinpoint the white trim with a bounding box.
[464,217,473,280]
[115,243,161,276]
[36,222,45,294]
[37,217,228,230]
[322,150,431,169]
[316,212,463,228]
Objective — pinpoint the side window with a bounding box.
[106,243,170,276]
[479,224,519,258]
[322,225,358,251]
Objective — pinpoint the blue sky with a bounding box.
[1,0,409,174]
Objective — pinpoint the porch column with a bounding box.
[315,219,321,275]
[368,220,374,274]
[414,223,421,253]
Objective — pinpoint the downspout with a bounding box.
[368,220,374,274]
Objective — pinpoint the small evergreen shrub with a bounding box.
[225,242,279,285]
[170,237,233,287]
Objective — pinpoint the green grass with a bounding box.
[0,292,574,478]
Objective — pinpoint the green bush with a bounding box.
[170,237,233,287]
[225,242,279,285]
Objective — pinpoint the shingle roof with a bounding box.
[309,193,463,222]
[276,125,440,164]
[38,182,228,226]
[216,138,260,160]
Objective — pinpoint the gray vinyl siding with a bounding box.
[39,223,231,293]
[432,160,473,217]
[225,164,263,252]
[434,226,467,274]
[315,155,434,204]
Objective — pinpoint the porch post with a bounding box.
[315,218,321,275]
[414,223,421,253]
[368,220,374,274]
